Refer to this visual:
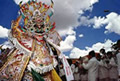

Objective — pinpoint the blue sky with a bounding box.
[75,0,120,48]
[0,0,120,58]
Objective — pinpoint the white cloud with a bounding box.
[93,16,105,29]
[90,0,99,5]
[59,34,76,52]
[0,26,9,38]
[1,41,13,49]
[65,55,69,58]
[78,10,84,15]
[86,39,114,52]
[79,34,84,38]
[14,0,99,36]
[101,12,120,35]
[67,27,76,35]
[58,27,76,52]
[79,16,95,27]
[81,12,120,35]
[70,47,88,58]
[69,39,115,58]
[104,12,120,35]
[58,27,76,36]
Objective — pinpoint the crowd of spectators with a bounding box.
[59,39,120,81]
[70,39,120,81]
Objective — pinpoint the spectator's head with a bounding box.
[96,53,101,61]
[89,50,95,58]
[117,39,120,49]
[75,61,79,67]
[99,48,106,54]
[107,51,112,59]
[112,39,120,51]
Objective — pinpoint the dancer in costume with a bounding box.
[0,0,62,81]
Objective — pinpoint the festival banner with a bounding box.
[61,54,74,81]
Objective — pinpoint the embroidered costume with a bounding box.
[0,0,62,81]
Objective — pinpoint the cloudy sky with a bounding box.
[0,0,120,58]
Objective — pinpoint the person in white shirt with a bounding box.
[74,62,80,81]
[107,51,118,81]
[59,64,66,81]
[116,50,120,79]
[116,39,120,80]
[82,50,99,81]
[71,63,75,74]
[98,48,110,81]
[80,57,88,81]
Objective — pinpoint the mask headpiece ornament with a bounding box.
[14,0,55,35]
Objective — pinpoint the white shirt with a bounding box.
[83,57,99,81]
[109,57,118,79]
[116,52,120,75]
[71,64,75,73]
[74,67,80,80]
[98,59,109,79]
[59,68,65,77]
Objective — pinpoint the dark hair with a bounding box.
[107,51,112,56]
[117,39,120,49]
[117,39,120,45]
[89,50,95,57]
[100,48,105,54]
[107,51,113,59]
[112,39,120,50]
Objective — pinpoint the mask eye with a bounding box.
[30,28,34,32]
[34,24,38,28]
[41,24,44,28]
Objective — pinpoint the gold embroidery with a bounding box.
[0,49,17,72]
